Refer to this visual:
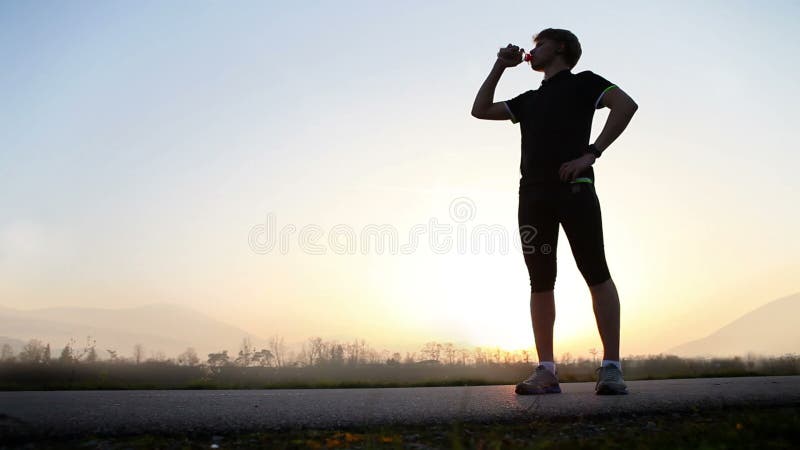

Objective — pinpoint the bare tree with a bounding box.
[421,342,442,362]
[365,348,382,364]
[147,350,167,362]
[297,343,309,367]
[457,347,471,366]
[306,337,325,366]
[133,343,145,365]
[344,339,370,366]
[443,342,456,365]
[177,347,200,366]
[18,339,47,363]
[268,335,286,368]
[66,336,97,362]
[106,349,120,363]
[520,349,530,365]
[473,347,487,365]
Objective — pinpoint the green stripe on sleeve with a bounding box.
[601,85,617,95]
[595,85,617,108]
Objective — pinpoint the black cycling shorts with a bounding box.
[517,181,611,293]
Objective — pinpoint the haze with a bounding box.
[2,1,799,358]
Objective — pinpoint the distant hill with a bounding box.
[0,302,267,360]
[667,292,800,358]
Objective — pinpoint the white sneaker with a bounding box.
[515,364,562,395]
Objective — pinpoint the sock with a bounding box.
[601,359,621,372]
[538,361,557,376]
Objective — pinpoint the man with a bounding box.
[471,28,638,395]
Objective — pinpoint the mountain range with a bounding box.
[2,292,798,361]
[0,302,267,360]
[666,292,800,357]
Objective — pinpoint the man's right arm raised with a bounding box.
[471,44,523,120]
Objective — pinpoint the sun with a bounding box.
[449,248,601,353]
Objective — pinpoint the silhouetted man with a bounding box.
[471,28,638,395]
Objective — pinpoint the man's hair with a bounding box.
[533,28,582,69]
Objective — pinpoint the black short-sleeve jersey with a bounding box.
[503,69,616,188]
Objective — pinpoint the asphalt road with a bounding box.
[1,375,799,441]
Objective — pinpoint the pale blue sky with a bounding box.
[2,1,799,356]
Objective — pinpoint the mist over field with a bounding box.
[2,2,798,382]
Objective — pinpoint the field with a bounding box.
[1,354,798,391]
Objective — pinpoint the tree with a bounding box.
[59,340,75,363]
[177,347,200,366]
[268,335,286,368]
[344,339,369,366]
[374,349,389,365]
[297,343,309,367]
[147,350,167,362]
[106,349,120,363]
[67,336,97,362]
[473,347,487,365]
[235,337,254,367]
[306,337,325,366]
[443,342,456,365]
[492,346,502,364]
[85,346,98,363]
[457,348,471,366]
[330,343,344,365]
[387,352,402,365]
[253,349,274,367]
[207,350,231,371]
[520,349,531,365]
[421,342,442,362]
[18,339,47,363]
[133,343,145,365]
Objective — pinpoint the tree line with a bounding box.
[2,335,796,370]
[1,335,569,368]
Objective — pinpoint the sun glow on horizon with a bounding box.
[2,2,799,360]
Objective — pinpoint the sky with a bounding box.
[2,0,799,359]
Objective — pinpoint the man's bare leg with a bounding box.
[589,278,620,361]
[530,290,556,362]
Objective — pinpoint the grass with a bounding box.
[4,404,798,449]
[1,355,798,391]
